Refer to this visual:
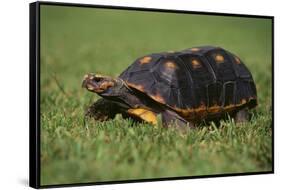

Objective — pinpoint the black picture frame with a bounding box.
[29,1,274,188]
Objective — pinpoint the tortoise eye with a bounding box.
[93,77,103,82]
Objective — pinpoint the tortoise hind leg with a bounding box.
[234,108,249,123]
[161,110,195,129]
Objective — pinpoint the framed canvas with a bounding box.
[29,1,274,188]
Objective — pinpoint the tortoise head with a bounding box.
[82,73,123,97]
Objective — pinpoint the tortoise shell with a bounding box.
[119,46,257,121]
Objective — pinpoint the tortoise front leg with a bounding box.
[234,108,249,123]
[85,98,119,121]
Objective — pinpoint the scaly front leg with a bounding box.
[85,98,119,121]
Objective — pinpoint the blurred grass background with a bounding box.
[40,5,272,186]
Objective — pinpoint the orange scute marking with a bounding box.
[194,103,208,117]
[172,97,252,121]
[126,82,145,92]
[214,54,224,63]
[139,56,152,64]
[207,104,222,113]
[191,59,202,69]
[190,48,200,52]
[165,61,177,69]
[127,82,165,105]
[241,98,247,104]
[150,93,165,104]
[235,56,241,64]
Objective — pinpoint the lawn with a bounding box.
[40,5,272,186]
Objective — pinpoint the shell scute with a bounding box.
[119,46,257,120]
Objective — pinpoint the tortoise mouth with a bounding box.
[82,73,115,93]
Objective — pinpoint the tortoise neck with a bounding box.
[102,78,161,112]
[101,78,142,108]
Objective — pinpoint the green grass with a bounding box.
[40,5,272,186]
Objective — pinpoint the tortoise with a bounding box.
[82,46,257,128]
